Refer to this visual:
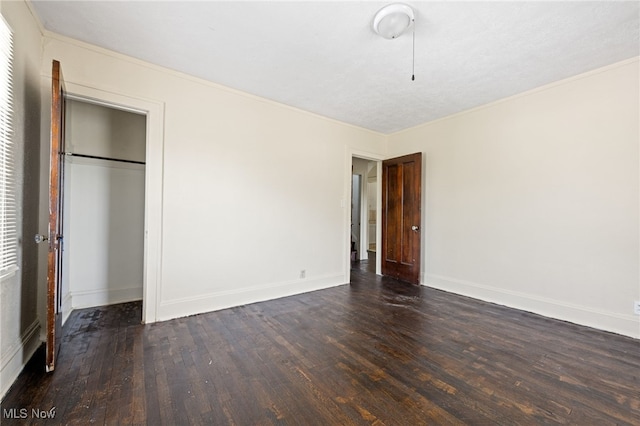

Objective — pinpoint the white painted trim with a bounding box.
[61,292,72,326]
[71,286,142,310]
[425,274,640,339]
[60,81,165,325]
[375,160,382,275]
[0,320,41,399]
[157,274,345,321]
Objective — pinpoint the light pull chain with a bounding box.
[411,19,416,81]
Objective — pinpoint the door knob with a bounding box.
[411,225,420,232]
[34,234,49,244]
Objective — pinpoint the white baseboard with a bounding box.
[71,286,142,310]
[425,273,640,339]
[0,320,41,399]
[158,273,346,321]
[61,292,73,326]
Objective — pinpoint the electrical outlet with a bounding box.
[634,301,640,315]
[300,270,306,279]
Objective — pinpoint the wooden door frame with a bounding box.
[345,149,384,282]
[59,82,164,324]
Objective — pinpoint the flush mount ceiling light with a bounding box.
[372,3,417,81]
[372,3,415,39]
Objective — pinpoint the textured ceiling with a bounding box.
[30,1,640,134]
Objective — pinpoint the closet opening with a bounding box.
[60,98,146,324]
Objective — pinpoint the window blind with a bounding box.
[0,16,17,276]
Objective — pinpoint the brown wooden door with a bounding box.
[382,153,422,284]
[46,60,66,372]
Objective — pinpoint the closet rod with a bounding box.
[64,152,145,165]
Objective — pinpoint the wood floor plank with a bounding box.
[2,262,639,425]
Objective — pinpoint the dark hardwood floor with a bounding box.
[2,263,639,425]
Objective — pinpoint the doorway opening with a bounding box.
[60,98,147,324]
[351,156,380,275]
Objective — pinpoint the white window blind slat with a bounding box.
[0,15,17,276]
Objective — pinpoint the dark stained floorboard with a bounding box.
[2,262,639,425]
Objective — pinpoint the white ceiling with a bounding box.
[30,1,640,134]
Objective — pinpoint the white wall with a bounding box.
[388,59,640,338]
[62,158,144,313]
[38,32,387,324]
[65,99,146,162]
[0,0,43,399]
